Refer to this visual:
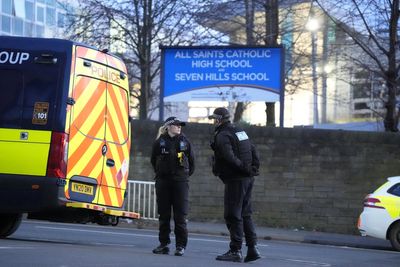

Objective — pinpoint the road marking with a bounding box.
[0,246,33,249]
[36,226,157,238]
[36,225,228,243]
[285,259,331,266]
[35,225,268,247]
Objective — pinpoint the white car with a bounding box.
[358,176,400,251]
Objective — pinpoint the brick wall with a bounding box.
[130,120,400,234]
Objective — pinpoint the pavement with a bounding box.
[120,219,394,251]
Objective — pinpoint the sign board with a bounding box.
[161,46,283,102]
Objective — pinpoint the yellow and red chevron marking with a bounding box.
[76,46,107,65]
[65,45,131,209]
[106,84,129,144]
[75,48,128,89]
[106,54,127,73]
[65,76,107,199]
[96,84,130,208]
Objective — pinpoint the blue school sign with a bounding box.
[160,46,284,102]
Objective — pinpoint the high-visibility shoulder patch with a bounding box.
[235,131,249,141]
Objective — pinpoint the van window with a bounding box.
[0,70,24,128]
[0,51,66,131]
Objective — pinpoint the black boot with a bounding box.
[244,246,261,262]
[152,244,169,254]
[215,249,243,262]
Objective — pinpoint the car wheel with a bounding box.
[0,213,22,238]
[389,222,400,251]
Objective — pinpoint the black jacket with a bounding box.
[211,122,259,182]
[151,133,195,180]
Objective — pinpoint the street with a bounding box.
[0,220,399,267]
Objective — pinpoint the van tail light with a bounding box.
[47,132,69,178]
[363,195,385,209]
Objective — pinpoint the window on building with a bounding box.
[24,21,34,36]
[46,0,55,6]
[13,17,23,35]
[327,21,336,44]
[354,102,369,110]
[353,83,370,98]
[281,13,293,75]
[2,0,13,15]
[1,15,11,33]
[46,6,55,26]
[36,5,44,23]
[25,0,34,21]
[189,107,208,118]
[352,71,371,99]
[35,24,44,37]
[14,0,25,19]
[57,11,65,28]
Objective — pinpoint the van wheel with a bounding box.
[389,222,400,251]
[0,213,22,238]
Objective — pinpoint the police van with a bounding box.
[0,36,139,238]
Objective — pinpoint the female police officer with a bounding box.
[150,116,195,256]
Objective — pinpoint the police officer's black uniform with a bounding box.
[210,107,261,263]
[150,117,195,256]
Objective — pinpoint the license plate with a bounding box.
[71,182,94,195]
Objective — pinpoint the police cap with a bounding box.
[164,116,186,127]
[208,107,230,120]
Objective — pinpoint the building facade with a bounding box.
[0,0,67,38]
[162,0,382,128]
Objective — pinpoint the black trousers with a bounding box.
[155,179,189,248]
[224,177,257,251]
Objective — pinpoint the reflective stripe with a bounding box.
[235,131,249,141]
[0,129,51,176]
[378,196,400,219]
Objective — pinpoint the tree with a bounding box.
[233,0,257,123]
[198,0,281,123]
[315,0,400,131]
[198,1,324,125]
[64,0,208,120]
[263,0,279,126]
[242,0,279,126]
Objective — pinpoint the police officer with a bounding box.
[150,116,195,256]
[209,107,261,263]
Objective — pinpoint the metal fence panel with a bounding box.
[125,180,157,220]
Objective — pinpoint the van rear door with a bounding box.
[66,46,107,204]
[65,46,130,208]
[0,48,65,176]
[98,55,130,208]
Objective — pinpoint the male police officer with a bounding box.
[209,107,261,263]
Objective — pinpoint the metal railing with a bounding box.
[125,180,157,220]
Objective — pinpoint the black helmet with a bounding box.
[164,116,186,126]
[208,107,230,120]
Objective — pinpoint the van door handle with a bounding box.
[106,159,115,167]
